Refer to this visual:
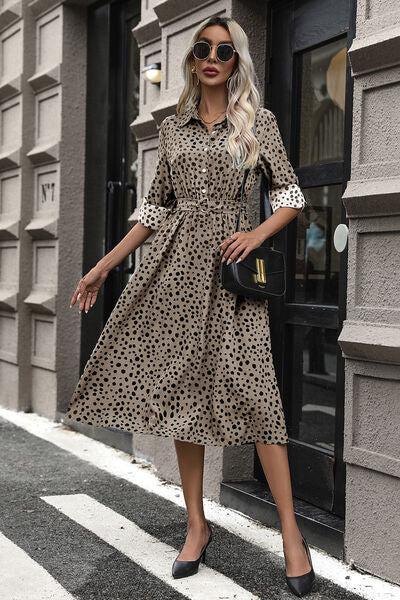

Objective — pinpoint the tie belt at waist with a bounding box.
[171,197,240,214]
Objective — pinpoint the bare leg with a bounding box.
[255,442,312,577]
[173,439,211,560]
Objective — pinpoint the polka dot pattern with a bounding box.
[257,109,307,213]
[138,197,171,230]
[65,105,306,446]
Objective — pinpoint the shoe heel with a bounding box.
[171,521,212,579]
[301,535,314,571]
[285,534,315,597]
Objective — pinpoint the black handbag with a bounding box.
[219,168,286,299]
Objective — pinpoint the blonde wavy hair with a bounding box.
[176,15,262,171]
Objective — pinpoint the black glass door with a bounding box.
[82,0,140,370]
[255,0,354,517]
[105,1,140,318]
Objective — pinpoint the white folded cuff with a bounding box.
[270,183,307,212]
[137,197,171,230]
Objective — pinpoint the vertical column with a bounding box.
[24,5,62,416]
[0,0,88,419]
[23,2,87,419]
[0,3,23,408]
[131,1,162,260]
[338,0,400,585]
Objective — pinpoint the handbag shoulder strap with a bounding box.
[235,123,271,231]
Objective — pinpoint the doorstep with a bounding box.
[220,479,344,559]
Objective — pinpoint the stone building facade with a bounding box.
[0,0,398,586]
[339,0,400,584]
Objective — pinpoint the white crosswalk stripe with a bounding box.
[0,531,75,600]
[42,492,260,600]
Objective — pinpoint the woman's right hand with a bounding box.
[70,264,110,313]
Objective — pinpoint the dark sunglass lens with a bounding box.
[193,41,210,60]
[217,44,234,61]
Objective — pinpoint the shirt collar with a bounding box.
[177,102,228,128]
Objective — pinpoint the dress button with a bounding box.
[204,146,208,151]
[202,168,207,172]
[201,188,207,193]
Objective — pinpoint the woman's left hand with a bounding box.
[219,229,266,264]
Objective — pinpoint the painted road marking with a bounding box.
[42,492,260,600]
[0,530,75,600]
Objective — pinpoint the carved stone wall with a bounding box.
[338,0,400,585]
[0,1,86,418]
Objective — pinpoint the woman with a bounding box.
[66,15,315,597]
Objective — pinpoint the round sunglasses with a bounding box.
[192,41,237,63]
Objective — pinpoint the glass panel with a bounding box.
[288,324,338,452]
[294,185,342,306]
[123,15,140,287]
[299,37,347,166]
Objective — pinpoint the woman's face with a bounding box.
[192,25,237,88]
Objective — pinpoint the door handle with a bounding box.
[107,180,122,193]
[333,223,348,253]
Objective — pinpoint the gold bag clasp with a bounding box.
[252,257,267,287]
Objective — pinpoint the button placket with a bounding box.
[201,130,209,202]
[199,122,220,204]
[201,127,217,203]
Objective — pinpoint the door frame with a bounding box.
[253,0,356,519]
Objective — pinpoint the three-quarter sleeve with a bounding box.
[257,108,307,213]
[137,117,174,230]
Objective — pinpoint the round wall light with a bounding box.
[142,62,161,84]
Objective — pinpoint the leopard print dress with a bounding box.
[64,103,306,447]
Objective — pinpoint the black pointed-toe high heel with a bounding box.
[285,533,316,597]
[172,521,213,579]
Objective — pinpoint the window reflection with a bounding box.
[288,324,337,451]
[299,37,347,166]
[124,16,140,287]
[294,185,342,305]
